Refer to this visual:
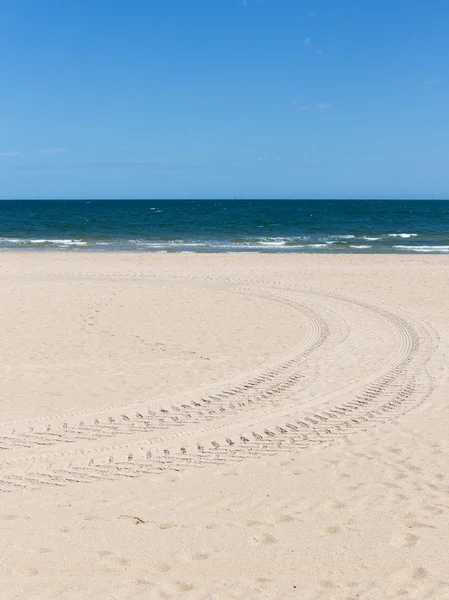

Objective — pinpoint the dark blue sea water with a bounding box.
[1,200,448,253]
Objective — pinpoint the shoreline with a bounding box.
[2,249,449,254]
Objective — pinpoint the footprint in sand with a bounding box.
[390,532,418,548]
[278,513,295,523]
[405,520,435,530]
[191,552,210,561]
[326,525,341,534]
[158,522,178,530]
[389,565,429,587]
[252,533,277,545]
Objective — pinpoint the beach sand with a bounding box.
[0,253,448,599]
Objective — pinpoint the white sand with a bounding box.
[0,253,448,599]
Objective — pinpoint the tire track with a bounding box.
[0,276,434,491]
[0,288,335,458]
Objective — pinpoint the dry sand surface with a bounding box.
[0,252,448,599]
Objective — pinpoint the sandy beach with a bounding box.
[0,252,448,599]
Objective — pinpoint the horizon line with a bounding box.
[0,197,447,202]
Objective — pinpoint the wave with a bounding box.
[387,233,418,238]
[394,245,449,253]
[0,237,88,246]
[255,238,289,246]
[330,234,356,240]
[1,236,449,253]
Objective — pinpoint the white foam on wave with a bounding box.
[242,244,307,250]
[362,236,381,241]
[129,240,208,247]
[388,233,418,238]
[202,242,307,250]
[129,243,168,249]
[0,237,87,246]
[169,241,207,247]
[55,240,88,246]
[349,245,372,249]
[394,245,449,253]
[258,239,288,246]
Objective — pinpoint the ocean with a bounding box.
[1,200,448,253]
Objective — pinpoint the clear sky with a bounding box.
[1,0,448,199]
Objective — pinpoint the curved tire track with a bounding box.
[0,288,334,458]
[0,276,435,491]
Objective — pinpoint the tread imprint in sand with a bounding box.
[0,272,435,491]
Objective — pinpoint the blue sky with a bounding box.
[0,0,448,199]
